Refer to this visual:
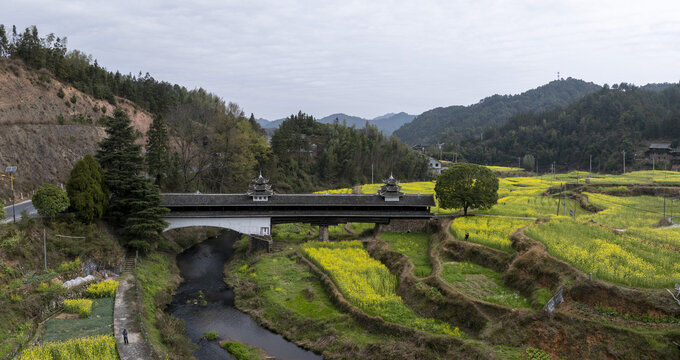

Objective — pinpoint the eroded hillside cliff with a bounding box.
[0,59,152,202]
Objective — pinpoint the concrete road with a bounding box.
[2,200,37,223]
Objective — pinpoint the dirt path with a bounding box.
[114,262,154,360]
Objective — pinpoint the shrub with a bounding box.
[70,95,77,104]
[57,88,65,98]
[526,347,552,360]
[57,257,81,275]
[86,279,118,298]
[36,280,66,296]
[203,331,218,340]
[33,184,69,219]
[63,298,93,318]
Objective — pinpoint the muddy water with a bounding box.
[169,232,322,360]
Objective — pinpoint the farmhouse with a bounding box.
[428,157,450,175]
[645,143,673,162]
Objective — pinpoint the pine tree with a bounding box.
[96,108,143,223]
[145,114,170,186]
[96,108,168,251]
[123,176,168,251]
[66,155,107,223]
[0,25,8,57]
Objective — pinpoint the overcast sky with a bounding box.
[4,0,680,119]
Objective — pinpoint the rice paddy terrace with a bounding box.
[232,169,679,359]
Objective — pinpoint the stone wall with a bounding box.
[378,218,438,233]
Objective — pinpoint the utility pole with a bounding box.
[622,150,626,174]
[518,157,521,169]
[43,228,47,271]
[556,182,561,216]
[5,166,17,223]
[652,157,655,176]
[589,155,592,177]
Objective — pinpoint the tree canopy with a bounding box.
[458,84,680,173]
[66,155,107,223]
[434,163,499,215]
[33,184,69,219]
[271,112,428,192]
[0,24,224,115]
[96,108,167,250]
[394,78,600,145]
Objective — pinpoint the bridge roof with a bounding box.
[160,193,435,207]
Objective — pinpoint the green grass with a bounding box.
[233,250,385,348]
[527,217,680,288]
[136,253,177,355]
[271,223,316,243]
[492,345,528,360]
[220,340,264,360]
[348,222,375,235]
[41,297,114,343]
[533,288,553,307]
[379,232,432,277]
[441,262,530,308]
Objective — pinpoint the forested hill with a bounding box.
[0,24,223,115]
[393,78,601,145]
[459,83,680,173]
[271,112,428,192]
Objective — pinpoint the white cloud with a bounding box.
[3,0,680,119]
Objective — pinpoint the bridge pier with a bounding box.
[248,235,272,254]
[318,225,329,241]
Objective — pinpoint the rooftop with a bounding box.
[161,193,435,207]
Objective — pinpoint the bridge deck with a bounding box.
[161,193,435,227]
[161,193,435,207]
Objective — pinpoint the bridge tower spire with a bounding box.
[248,173,273,201]
[378,174,404,202]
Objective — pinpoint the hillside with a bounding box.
[258,111,415,135]
[393,78,601,145]
[459,83,680,172]
[0,58,153,200]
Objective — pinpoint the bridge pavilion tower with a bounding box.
[247,173,274,202]
[378,174,404,201]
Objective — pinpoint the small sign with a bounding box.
[5,166,16,172]
[543,288,564,314]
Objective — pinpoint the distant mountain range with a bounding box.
[257,112,415,135]
[393,78,602,145]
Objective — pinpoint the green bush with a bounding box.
[525,347,552,360]
[33,184,69,219]
[220,341,263,360]
[70,95,77,104]
[203,331,218,340]
[57,257,81,275]
[57,88,65,98]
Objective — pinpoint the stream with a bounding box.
[168,231,322,360]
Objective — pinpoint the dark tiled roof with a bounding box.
[649,143,672,149]
[161,193,435,207]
